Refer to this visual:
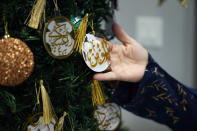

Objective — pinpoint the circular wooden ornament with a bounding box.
[82,34,110,72]
[22,112,57,131]
[43,16,75,59]
[0,37,34,86]
[94,103,121,131]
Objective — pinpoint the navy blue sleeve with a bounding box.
[112,54,197,131]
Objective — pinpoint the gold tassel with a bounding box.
[24,0,46,29]
[74,13,89,53]
[40,80,53,124]
[91,79,105,106]
[55,112,68,131]
[179,0,188,8]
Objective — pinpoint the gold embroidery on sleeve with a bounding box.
[146,108,157,117]
[141,87,145,94]
[177,84,187,96]
[152,67,164,77]
[177,84,188,111]
[166,107,180,125]
[147,80,167,91]
[152,93,173,104]
[180,99,187,111]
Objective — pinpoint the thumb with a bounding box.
[112,23,132,44]
[93,72,117,81]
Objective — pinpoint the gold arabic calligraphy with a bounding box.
[87,38,110,68]
[95,104,120,130]
[48,21,73,56]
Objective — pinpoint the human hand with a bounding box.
[93,23,148,83]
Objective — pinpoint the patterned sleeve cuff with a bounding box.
[112,53,197,130]
[111,53,155,109]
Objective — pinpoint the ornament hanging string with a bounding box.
[35,82,41,105]
[53,0,59,11]
[24,0,46,29]
[3,15,10,38]
[55,112,67,131]
[55,112,75,131]
[91,79,105,106]
[68,114,75,131]
[32,81,41,113]
[90,20,95,35]
[74,13,88,53]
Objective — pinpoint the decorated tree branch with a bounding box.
[0,0,188,130]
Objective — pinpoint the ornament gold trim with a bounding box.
[93,103,122,131]
[21,112,58,131]
[43,16,75,59]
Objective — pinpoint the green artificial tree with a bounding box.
[0,0,187,130]
[0,0,130,131]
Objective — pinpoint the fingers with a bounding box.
[112,23,132,45]
[93,72,117,81]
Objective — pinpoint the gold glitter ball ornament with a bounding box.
[0,37,34,86]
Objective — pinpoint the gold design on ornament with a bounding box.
[43,16,75,59]
[95,111,106,125]
[95,103,121,131]
[87,38,110,68]
[22,112,57,131]
[48,21,72,56]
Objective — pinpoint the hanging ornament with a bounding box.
[24,0,46,29]
[0,16,34,86]
[91,80,121,131]
[82,33,110,72]
[22,80,74,131]
[43,0,75,59]
[22,80,58,131]
[94,103,121,131]
[22,112,57,131]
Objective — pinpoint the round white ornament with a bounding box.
[27,116,56,131]
[94,103,121,131]
[22,112,57,131]
[82,34,110,72]
[43,16,75,59]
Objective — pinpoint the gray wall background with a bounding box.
[110,0,196,130]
